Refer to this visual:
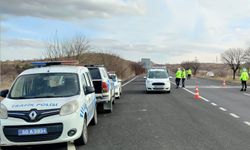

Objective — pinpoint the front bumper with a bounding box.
[0,113,84,146]
[146,83,171,92]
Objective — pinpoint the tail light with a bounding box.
[102,82,109,93]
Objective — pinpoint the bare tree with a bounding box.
[45,33,91,61]
[221,48,248,80]
[181,61,200,76]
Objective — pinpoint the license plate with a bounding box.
[18,128,48,136]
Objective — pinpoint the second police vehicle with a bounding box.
[0,61,97,148]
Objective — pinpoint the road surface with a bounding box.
[2,76,250,150]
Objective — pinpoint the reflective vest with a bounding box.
[176,70,182,78]
[182,70,186,78]
[240,72,249,81]
[187,69,192,75]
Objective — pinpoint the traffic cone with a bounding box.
[223,80,226,86]
[194,85,200,100]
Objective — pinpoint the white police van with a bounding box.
[0,61,97,147]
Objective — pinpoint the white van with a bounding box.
[145,69,171,93]
[0,62,97,147]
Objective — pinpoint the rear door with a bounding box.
[88,68,102,94]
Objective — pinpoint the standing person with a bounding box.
[175,68,182,88]
[181,68,186,87]
[187,68,192,80]
[240,68,249,91]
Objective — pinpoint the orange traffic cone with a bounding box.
[223,80,226,86]
[194,85,200,100]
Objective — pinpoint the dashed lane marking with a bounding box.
[170,81,248,127]
[244,121,250,126]
[219,107,227,111]
[243,93,250,97]
[211,103,218,106]
[122,76,138,87]
[230,113,240,119]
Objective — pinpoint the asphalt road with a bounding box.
[2,76,250,150]
[184,77,250,122]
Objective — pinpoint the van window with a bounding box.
[89,68,101,79]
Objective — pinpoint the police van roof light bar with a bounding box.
[31,61,78,67]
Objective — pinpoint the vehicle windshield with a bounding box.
[88,68,101,79]
[9,73,80,99]
[148,71,168,79]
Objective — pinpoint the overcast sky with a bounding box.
[1,0,250,63]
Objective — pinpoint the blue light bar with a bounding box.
[31,61,62,67]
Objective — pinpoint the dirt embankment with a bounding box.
[0,52,145,90]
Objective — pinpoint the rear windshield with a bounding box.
[148,71,168,79]
[88,68,101,79]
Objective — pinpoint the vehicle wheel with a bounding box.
[90,106,97,125]
[117,92,121,99]
[166,90,171,94]
[1,147,10,150]
[75,117,88,145]
[112,96,115,104]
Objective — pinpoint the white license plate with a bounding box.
[18,128,48,136]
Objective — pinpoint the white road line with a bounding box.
[171,81,246,125]
[230,113,240,119]
[200,96,210,102]
[211,103,217,106]
[67,142,76,150]
[185,86,241,89]
[244,121,250,126]
[219,107,227,111]
[243,93,250,97]
[122,76,137,87]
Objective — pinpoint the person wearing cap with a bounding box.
[175,68,182,88]
[181,68,186,87]
[240,68,249,91]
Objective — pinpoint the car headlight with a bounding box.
[146,80,151,85]
[60,101,79,116]
[0,104,8,119]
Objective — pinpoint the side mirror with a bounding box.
[0,89,9,98]
[143,76,146,79]
[169,76,173,79]
[118,79,122,82]
[85,86,95,95]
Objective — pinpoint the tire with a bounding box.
[75,117,88,145]
[112,96,115,104]
[90,106,97,125]
[166,90,171,94]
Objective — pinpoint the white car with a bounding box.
[0,61,97,147]
[145,69,171,93]
[109,73,122,99]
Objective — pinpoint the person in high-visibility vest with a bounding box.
[187,68,192,79]
[181,68,186,87]
[175,68,182,88]
[240,68,249,91]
